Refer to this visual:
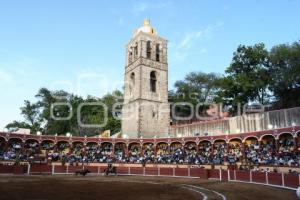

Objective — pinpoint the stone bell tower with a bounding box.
[121,19,170,138]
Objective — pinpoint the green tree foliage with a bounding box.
[172,42,300,116]
[6,100,42,133]
[216,43,270,113]
[5,121,32,132]
[6,88,123,136]
[269,41,300,108]
[170,72,221,118]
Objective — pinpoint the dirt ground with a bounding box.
[0,175,297,200]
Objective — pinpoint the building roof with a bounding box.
[133,19,158,37]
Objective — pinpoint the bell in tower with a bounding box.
[121,19,170,138]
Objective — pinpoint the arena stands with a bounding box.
[1,126,300,168]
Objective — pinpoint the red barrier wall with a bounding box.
[284,173,299,188]
[251,172,266,184]
[0,164,299,190]
[209,169,220,179]
[30,164,52,174]
[159,168,173,176]
[68,166,83,173]
[0,165,14,173]
[221,170,228,181]
[145,167,158,176]
[235,171,250,182]
[117,167,129,174]
[54,166,67,173]
[190,168,208,179]
[129,167,143,175]
[175,168,188,177]
[268,172,282,186]
[229,170,235,180]
[84,166,99,174]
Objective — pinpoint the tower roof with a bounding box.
[133,19,158,37]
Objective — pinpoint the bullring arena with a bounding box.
[0,175,297,200]
[1,125,300,199]
[1,10,300,200]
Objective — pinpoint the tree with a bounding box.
[20,100,42,133]
[268,41,300,108]
[6,87,124,136]
[171,72,221,119]
[5,100,41,133]
[5,121,31,132]
[35,88,73,135]
[217,43,270,114]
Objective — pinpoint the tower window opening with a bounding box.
[150,71,157,93]
[146,41,151,59]
[129,72,135,97]
[156,44,160,62]
[129,52,133,63]
[130,72,135,86]
[134,44,138,57]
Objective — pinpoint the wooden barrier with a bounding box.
[145,167,158,176]
[117,167,129,175]
[284,173,299,188]
[129,167,143,175]
[54,165,67,174]
[268,172,282,186]
[159,167,173,176]
[30,164,52,174]
[0,164,299,190]
[0,165,14,174]
[252,172,267,184]
[235,170,250,182]
[174,168,188,177]
[190,168,208,179]
[68,165,83,173]
[208,169,220,179]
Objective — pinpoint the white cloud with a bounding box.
[178,22,224,50]
[171,22,223,63]
[178,31,203,50]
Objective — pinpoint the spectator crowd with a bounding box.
[1,135,300,167]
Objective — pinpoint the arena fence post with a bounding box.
[266,172,269,185]
[143,167,145,176]
[27,164,31,175]
[298,174,300,187]
[97,166,100,175]
[227,169,230,181]
[173,167,175,177]
[219,169,222,181]
[282,172,285,187]
[66,165,69,174]
[158,166,160,176]
[128,166,131,175]
[188,166,190,177]
[52,165,54,175]
[234,170,236,181]
[250,170,252,183]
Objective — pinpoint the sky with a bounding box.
[0,0,300,130]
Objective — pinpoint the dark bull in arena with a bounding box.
[75,169,91,176]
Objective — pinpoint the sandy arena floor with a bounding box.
[0,175,297,200]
